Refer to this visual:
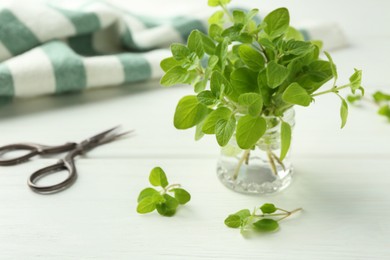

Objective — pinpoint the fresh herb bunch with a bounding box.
[224,203,302,234]
[137,167,191,217]
[348,91,390,121]
[160,0,364,162]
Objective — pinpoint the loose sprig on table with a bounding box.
[348,91,390,121]
[136,170,302,235]
[224,203,302,234]
[160,0,364,172]
[136,167,191,217]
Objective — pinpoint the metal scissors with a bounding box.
[0,126,131,194]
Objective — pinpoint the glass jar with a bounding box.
[216,108,295,195]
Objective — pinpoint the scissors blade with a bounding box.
[80,127,133,151]
[84,125,121,144]
[97,130,134,145]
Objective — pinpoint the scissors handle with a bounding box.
[27,158,77,194]
[0,142,76,166]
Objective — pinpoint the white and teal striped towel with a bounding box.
[0,1,348,104]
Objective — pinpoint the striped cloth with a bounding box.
[0,1,348,104]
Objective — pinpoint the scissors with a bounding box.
[0,126,131,194]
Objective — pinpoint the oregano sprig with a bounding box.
[136,167,191,217]
[224,203,302,234]
[160,0,364,174]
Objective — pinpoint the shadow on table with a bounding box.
[0,80,167,119]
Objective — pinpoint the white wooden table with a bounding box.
[1,0,390,259]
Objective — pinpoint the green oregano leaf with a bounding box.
[233,10,246,24]
[266,61,289,88]
[373,91,390,103]
[195,119,206,141]
[215,38,229,69]
[172,188,191,205]
[311,40,323,51]
[152,193,166,204]
[220,0,231,4]
[349,69,362,94]
[160,66,189,87]
[234,209,251,220]
[210,71,231,97]
[378,105,390,121]
[224,214,242,228]
[160,57,183,72]
[236,115,267,149]
[170,43,190,60]
[222,24,244,40]
[202,107,232,134]
[197,90,217,106]
[253,219,279,232]
[238,45,265,71]
[347,94,362,104]
[285,26,304,41]
[137,187,159,203]
[199,31,216,55]
[215,116,236,146]
[137,197,156,214]
[156,194,179,217]
[231,67,258,94]
[285,41,314,56]
[208,55,219,68]
[209,10,225,26]
[339,96,348,129]
[263,7,290,37]
[187,30,204,58]
[149,167,169,188]
[257,69,272,104]
[209,24,223,41]
[282,82,312,106]
[260,203,277,214]
[280,121,291,161]
[194,80,207,93]
[208,0,221,7]
[174,96,210,129]
[238,93,263,117]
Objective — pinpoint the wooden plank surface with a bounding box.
[0,158,389,259]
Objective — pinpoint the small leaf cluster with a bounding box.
[224,203,301,234]
[137,167,191,217]
[348,91,390,121]
[160,0,364,160]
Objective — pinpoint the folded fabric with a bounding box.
[0,1,348,103]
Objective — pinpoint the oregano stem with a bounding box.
[253,208,302,219]
[311,84,351,97]
[163,183,181,193]
[259,44,270,62]
[220,4,234,22]
[290,207,303,214]
[271,151,286,171]
[276,207,303,222]
[276,207,289,213]
[254,213,289,217]
[225,204,303,233]
[233,149,251,180]
[267,149,278,175]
